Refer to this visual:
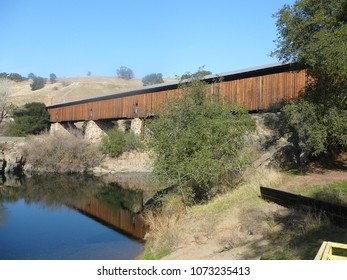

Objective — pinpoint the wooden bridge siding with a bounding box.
[77,197,146,240]
[210,69,306,111]
[47,70,307,122]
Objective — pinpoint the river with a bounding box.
[0,173,152,260]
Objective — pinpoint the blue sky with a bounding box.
[0,0,295,79]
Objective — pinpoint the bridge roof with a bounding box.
[47,62,296,109]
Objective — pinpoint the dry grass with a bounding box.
[141,168,284,259]
[141,168,347,259]
[142,193,185,259]
[8,76,178,106]
[23,132,102,173]
[313,188,345,205]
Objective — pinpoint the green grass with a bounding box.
[294,180,347,205]
[332,247,347,257]
[262,222,347,260]
[142,169,347,260]
[143,247,171,260]
[260,180,347,259]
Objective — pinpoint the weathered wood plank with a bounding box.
[47,64,308,122]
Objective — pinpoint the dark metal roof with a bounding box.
[46,62,296,109]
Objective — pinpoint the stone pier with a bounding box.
[50,118,144,142]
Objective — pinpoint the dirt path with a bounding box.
[280,169,347,191]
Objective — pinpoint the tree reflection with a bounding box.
[0,201,5,226]
[0,174,144,211]
[0,174,147,239]
[0,185,8,226]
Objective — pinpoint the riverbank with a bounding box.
[0,135,152,176]
[0,137,26,175]
[2,136,347,260]
[141,167,347,260]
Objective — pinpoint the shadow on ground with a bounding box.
[238,208,347,260]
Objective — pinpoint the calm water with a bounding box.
[0,174,148,260]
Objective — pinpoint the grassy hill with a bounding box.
[8,76,178,106]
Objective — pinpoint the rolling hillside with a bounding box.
[8,76,178,106]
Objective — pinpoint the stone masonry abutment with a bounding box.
[50,118,144,143]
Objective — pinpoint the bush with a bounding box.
[123,131,143,151]
[8,73,26,82]
[180,68,212,79]
[147,76,256,204]
[116,66,134,80]
[142,73,164,86]
[30,76,46,91]
[0,72,26,82]
[6,102,50,136]
[23,133,102,173]
[49,73,57,84]
[283,97,347,162]
[274,0,347,161]
[102,129,142,157]
[102,129,126,157]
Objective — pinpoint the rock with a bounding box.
[251,113,302,170]
[83,120,107,143]
[94,151,152,174]
[251,113,281,150]
[130,118,142,136]
[0,139,26,175]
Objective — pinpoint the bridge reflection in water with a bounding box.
[0,173,150,241]
[76,196,146,240]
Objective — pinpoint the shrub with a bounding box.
[49,73,57,84]
[30,76,46,91]
[147,76,256,204]
[8,73,26,82]
[6,102,50,136]
[180,68,212,80]
[101,129,143,157]
[273,0,347,161]
[116,66,134,80]
[0,72,26,82]
[142,73,164,86]
[102,129,126,157]
[23,133,102,173]
[282,98,347,162]
[123,131,143,151]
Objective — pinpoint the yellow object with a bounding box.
[315,241,347,260]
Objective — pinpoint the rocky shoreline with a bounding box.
[0,137,152,177]
[0,137,26,175]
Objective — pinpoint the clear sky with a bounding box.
[0,0,295,79]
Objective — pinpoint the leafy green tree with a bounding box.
[273,0,347,160]
[142,73,164,86]
[116,66,134,80]
[8,73,26,82]
[30,76,46,91]
[6,102,50,136]
[28,73,35,80]
[0,73,8,79]
[147,76,255,204]
[180,67,212,80]
[0,73,26,82]
[49,73,57,84]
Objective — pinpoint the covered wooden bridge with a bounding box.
[46,62,308,123]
